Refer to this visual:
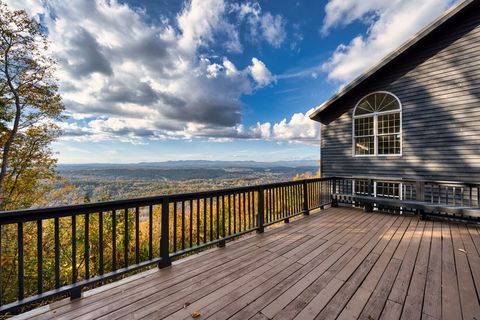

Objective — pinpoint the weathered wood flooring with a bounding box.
[15,207,480,320]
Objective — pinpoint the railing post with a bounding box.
[303,180,310,215]
[365,179,374,212]
[416,181,426,219]
[331,178,338,207]
[257,187,265,233]
[159,197,172,268]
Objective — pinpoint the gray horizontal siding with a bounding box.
[321,4,480,182]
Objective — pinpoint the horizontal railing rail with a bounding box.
[0,177,333,314]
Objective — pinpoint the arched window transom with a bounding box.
[353,92,402,156]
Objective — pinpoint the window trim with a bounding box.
[352,91,402,157]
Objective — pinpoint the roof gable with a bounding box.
[309,0,477,124]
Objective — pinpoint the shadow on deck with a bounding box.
[15,207,480,320]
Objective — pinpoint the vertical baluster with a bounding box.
[55,217,60,288]
[257,187,265,233]
[270,189,274,222]
[37,220,43,294]
[293,184,297,213]
[18,223,24,300]
[247,192,251,229]
[85,214,90,279]
[237,193,241,231]
[242,192,246,230]
[280,187,284,218]
[181,201,185,250]
[148,206,153,260]
[469,187,472,207]
[294,184,297,213]
[135,207,140,264]
[265,189,269,224]
[233,194,237,234]
[173,203,177,252]
[197,199,200,245]
[222,195,226,237]
[190,200,193,248]
[287,185,290,215]
[252,191,256,227]
[210,197,213,241]
[290,185,293,215]
[99,212,104,275]
[72,215,77,283]
[267,189,271,223]
[228,195,231,236]
[454,187,457,206]
[124,209,128,268]
[216,196,220,239]
[203,198,207,243]
[272,188,276,220]
[112,210,117,271]
[276,187,280,219]
[285,186,289,216]
[437,185,440,204]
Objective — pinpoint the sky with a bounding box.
[5,0,458,163]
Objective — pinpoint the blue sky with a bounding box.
[6,0,457,163]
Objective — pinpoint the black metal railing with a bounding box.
[332,176,480,218]
[0,177,332,313]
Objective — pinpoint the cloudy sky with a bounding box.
[6,0,457,163]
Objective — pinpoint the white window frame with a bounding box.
[352,91,403,157]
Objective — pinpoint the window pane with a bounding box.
[354,92,400,116]
[378,113,400,134]
[377,95,399,112]
[376,182,400,198]
[354,116,374,136]
[378,134,401,155]
[355,180,369,195]
[355,136,374,155]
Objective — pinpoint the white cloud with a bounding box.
[321,0,456,83]
[232,2,287,48]
[272,108,320,144]
[4,0,306,143]
[249,57,276,87]
[4,0,317,147]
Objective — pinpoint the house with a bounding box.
[310,0,480,199]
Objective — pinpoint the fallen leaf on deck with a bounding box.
[191,311,201,318]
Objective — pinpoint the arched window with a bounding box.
[353,91,402,156]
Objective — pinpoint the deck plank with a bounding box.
[422,221,443,320]
[11,207,480,320]
[451,223,480,319]
[401,221,432,320]
[441,223,463,320]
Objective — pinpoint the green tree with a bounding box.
[0,2,64,209]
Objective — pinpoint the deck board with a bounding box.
[13,207,480,320]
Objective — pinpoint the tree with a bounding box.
[0,2,64,209]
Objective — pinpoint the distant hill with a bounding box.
[57,160,319,171]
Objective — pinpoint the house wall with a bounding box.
[321,4,480,182]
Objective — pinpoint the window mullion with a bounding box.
[374,114,378,156]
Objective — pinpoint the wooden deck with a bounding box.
[15,207,480,320]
